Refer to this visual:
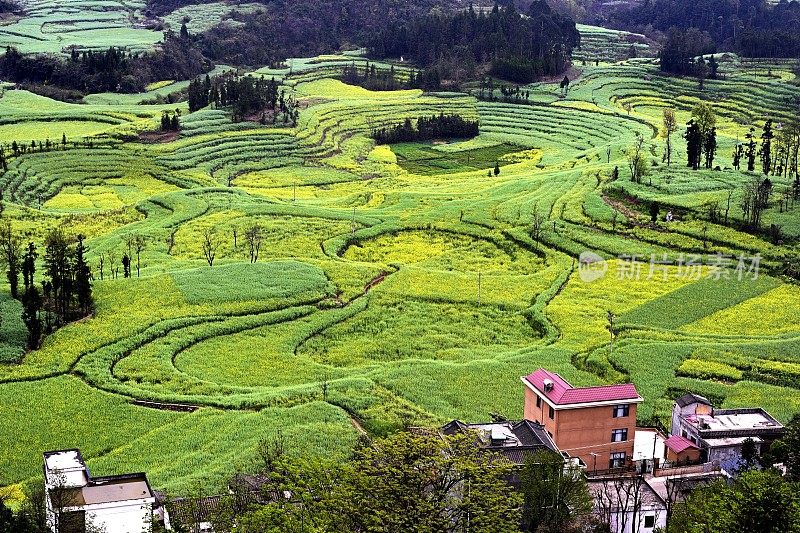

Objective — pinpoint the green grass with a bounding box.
[0,52,798,497]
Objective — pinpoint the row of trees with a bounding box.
[0,223,93,349]
[340,63,441,92]
[371,114,479,145]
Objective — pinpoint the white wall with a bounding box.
[87,502,153,533]
[608,506,666,533]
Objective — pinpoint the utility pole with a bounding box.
[351,206,356,235]
[477,272,481,306]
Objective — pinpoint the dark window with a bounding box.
[536,396,542,408]
[612,404,630,418]
[609,452,626,468]
[62,511,86,533]
[549,406,555,419]
[644,515,655,528]
[611,428,628,442]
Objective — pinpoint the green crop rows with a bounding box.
[1,40,799,498]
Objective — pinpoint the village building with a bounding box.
[670,392,785,471]
[589,474,667,533]
[43,449,155,533]
[521,368,643,470]
[441,419,561,465]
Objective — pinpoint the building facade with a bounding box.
[522,368,642,470]
[43,449,155,533]
[670,393,785,471]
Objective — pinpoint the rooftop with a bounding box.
[522,368,642,407]
[442,419,559,463]
[44,449,87,473]
[60,475,155,506]
[43,448,154,507]
[683,408,783,435]
[676,392,711,408]
[664,435,699,454]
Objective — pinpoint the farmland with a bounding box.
[0,26,799,499]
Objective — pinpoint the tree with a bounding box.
[669,470,800,533]
[760,119,774,175]
[228,431,522,533]
[662,107,677,166]
[746,127,758,172]
[685,119,702,169]
[202,228,218,267]
[21,242,41,349]
[780,413,800,481]
[244,224,263,263]
[593,474,650,533]
[520,449,592,532]
[626,132,647,183]
[650,201,660,223]
[122,253,130,278]
[529,204,546,250]
[74,235,92,316]
[737,437,760,473]
[0,220,21,299]
[132,234,146,277]
[494,161,500,176]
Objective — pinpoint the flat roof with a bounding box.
[684,410,782,432]
[44,450,86,472]
[704,436,763,447]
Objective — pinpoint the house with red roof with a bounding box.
[663,435,701,464]
[521,368,643,471]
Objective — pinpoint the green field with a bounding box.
[0,42,799,500]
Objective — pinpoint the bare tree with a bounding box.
[202,228,219,267]
[244,224,263,263]
[593,475,648,533]
[166,229,176,255]
[529,204,546,250]
[98,253,105,281]
[662,107,678,166]
[132,235,146,277]
[107,250,117,280]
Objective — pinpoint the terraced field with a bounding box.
[0,49,799,499]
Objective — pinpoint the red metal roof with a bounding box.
[664,435,699,453]
[523,368,640,406]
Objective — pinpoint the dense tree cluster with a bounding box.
[0,224,93,349]
[188,74,297,124]
[340,63,441,91]
[368,2,580,84]
[371,114,479,145]
[658,28,718,76]
[0,33,210,96]
[612,0,800,59]
[0,0,19,13]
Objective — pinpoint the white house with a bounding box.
[589,475,667,533]
[43,449,156,533]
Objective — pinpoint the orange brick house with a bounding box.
[522,368,643,471]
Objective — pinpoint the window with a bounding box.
[644,515,655,528]
[612,404,630,418]
[536,395,542,408]
[549,406,555,419]
[611,428,628,442]
[609,452,626,468]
